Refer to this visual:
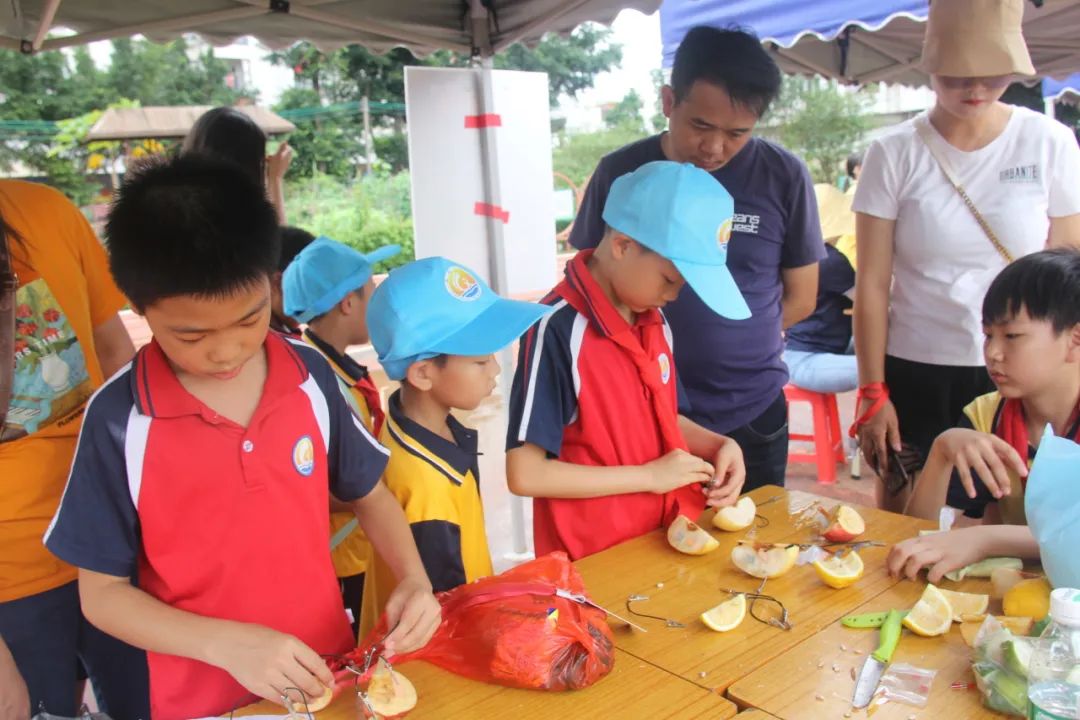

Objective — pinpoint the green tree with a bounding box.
[274,88,364,178]
[492,25,622,107]
[604,89,645,132]
[552,124,645,189]
[771,76,870,184]
[650,68,667,133]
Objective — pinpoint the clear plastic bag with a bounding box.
[971,616,1031,716]
[875,663,937,708]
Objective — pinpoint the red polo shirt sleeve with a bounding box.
[506,302,578,457]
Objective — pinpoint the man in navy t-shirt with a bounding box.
[569,26,824,489]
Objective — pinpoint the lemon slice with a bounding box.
[812,551,864,589]
[938,588,990,622]
[701,593,747,632]
[903,584,953,637]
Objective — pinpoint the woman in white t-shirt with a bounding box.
[852,0,1080,510]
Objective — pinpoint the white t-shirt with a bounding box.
[854,106,1080,366]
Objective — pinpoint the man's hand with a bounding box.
[383,576,441,657]
[887,527,989,583]
[210,623,333,706]
[705,438,745,507]
[932,428,1027,501]
[645,449,715,494]
[0,636,29,720]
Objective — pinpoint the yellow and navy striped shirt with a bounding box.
[302,329,375,579]
[358,390,493,641]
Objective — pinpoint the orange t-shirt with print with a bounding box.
[0,180,128,603]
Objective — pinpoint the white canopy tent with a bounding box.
[1,0,657,57]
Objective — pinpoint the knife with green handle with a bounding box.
[842,610,908,629]
[852,609,904,709]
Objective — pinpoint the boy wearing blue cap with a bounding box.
[506,160,749,560]
[357,257,552,640]
[282,235,401,637]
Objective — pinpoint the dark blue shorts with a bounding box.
[0,582,149,720]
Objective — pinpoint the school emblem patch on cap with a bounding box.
[444,266,482,302]
[717,218,733,248]
[292,435,315,477]
[658,353,671,384]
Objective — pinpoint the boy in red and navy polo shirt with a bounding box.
[506,161,751,560]
[44,156,440,720]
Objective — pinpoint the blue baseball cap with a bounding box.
[282,236,401,323]
[602,161,750,320]
[367,257,553,380]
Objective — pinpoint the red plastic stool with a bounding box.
[784,384,846,485]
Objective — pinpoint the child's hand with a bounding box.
[886,527,989,583]
[383,576,441,657]
[704,437,745,508]
[646,449,715,494]
[932,428,1027,500]
[212,622,333,707]
[266,142,294,184]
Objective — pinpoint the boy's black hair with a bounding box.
[278,226,316,273]
[983,248,1080,333]
[670,26,782,118]
[106,154,279,311]
[847,151,864,179]
[181,107,267,188]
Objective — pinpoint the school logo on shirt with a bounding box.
[717,218,733,248]
[444,267,482,301]
[999,164,1040,184]
[658,352,671,384]
[292,435,315,477]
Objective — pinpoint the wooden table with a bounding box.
[233,648,736,719]
[729,579,999,719]
[574,486,935,693]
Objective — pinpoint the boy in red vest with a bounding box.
[506,161,749,560]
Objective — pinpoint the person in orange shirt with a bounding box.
[0,180,139,717]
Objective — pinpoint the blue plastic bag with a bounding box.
[1025,427,1080,589]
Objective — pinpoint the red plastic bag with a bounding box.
[340,552,615,691]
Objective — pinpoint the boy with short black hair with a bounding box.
[507,161,748,560]
[44,155,439,720]
[357,257,551,640]
[270,225,316,336]
[283,235,400,636]
[889,249,1080,582]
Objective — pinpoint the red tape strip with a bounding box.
[465,114,502,129]
[474,202,510,224]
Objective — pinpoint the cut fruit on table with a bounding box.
[812,551,864,589]
[700,593,747,632]
[712,496,756,532]
[362,662,418,719]
[1003,577,1052,621]
[961,616,1035,646]
[903,584,953,637]
[731,543,800,579]
[667,515,720,555]
[299,684,334,713]
[938,588,990,623]
[822,505,865,543]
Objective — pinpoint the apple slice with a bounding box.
[731,543,799,579]
[667,515,720,555]
[712,496,756,532]
[362,662,418,719]
[302,684,334,713]
[822,505,865,543]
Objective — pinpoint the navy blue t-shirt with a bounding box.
[569,134,824,433]
[785,244,855,354]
